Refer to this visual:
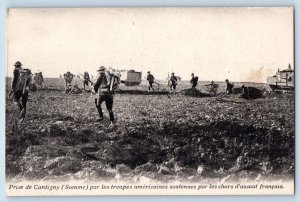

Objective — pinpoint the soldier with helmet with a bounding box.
[11,61,32,122]
[92,66,116,129]
[146,71,155,92]
[63,71,75,93]
[190,73,198,88]
[170,72,178,92]
[225,79,234,94]
[83,71,91,90]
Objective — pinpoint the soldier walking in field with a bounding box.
[225,79,234,94]
[170,72,178,92]
[83,71,91,90]
[63,71,75,93]
[93,66,118,129]
[11,61,32,123]
[146,71,155,92]
[190,73,198,88]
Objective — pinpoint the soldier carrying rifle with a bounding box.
[146,71,155,92]
[205,81,218,95]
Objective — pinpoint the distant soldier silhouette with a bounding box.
[205,81,218,95]
[63,71,74,93]
[93,66,119,129]
[225,79,234,94]
[190,73,198,88]
[170,72,178,92]
[146,71,155,91]
[83,71,91,90]
[11,61,32,123]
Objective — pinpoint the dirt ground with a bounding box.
[5,78,294,183]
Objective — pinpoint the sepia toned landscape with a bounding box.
[6,78,294,183]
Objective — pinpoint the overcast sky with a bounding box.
[6,7,294,82]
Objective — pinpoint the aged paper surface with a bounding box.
[6,7,294,195]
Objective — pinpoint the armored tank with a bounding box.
[120,70,142,86]
[33,72,44,87]
[267,64,294,92]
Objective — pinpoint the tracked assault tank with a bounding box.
[33,72,44,87]
[267,64,294,92]
[120,70,142,86]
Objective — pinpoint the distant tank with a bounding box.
[267,64,294,92]
[33,72,44,88]
[120,70,142,86]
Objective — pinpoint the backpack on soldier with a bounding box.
[16,68,32,91]
[110,75,120,91]
[101,72,110,89]
[149,74,154,82]
[194,76,199,83]
[104,72,120,91]
[64,72,74,83]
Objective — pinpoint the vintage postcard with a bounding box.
[5,7,294,195]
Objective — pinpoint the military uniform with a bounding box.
[94,67,115,127]
[190,74,198,88]
[11,61,31,122]
[146,72,155,91]
[206,81,218,95]
[83,72,90,90]
[63,71,74,93]
[225,79,234,94]
[170,74,177,92]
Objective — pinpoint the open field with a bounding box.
[41,77,272,92]
[6,78,294,183]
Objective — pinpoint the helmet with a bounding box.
[97,66,106,72]
[14,61,22,67]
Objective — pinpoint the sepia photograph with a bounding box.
[5,7,294,195]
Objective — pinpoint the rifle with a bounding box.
[97,83,102,106]
[8,90,14,97]
[78,72,94,85]
[144,77,160,86]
